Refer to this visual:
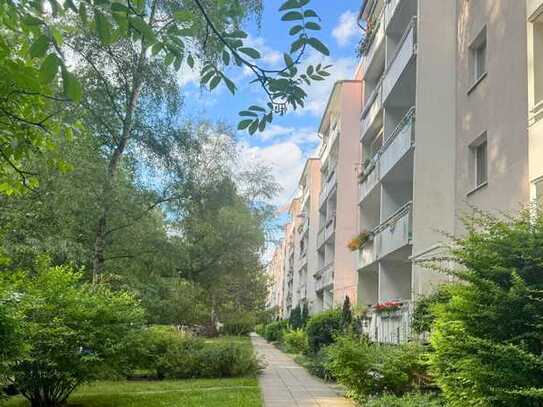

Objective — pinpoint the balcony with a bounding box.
[374,202,412,259]
[319,170,337,207]
[355,240,377,270]
[379,107,415,179]
[361,7,385,78]
[314,262,334,292]
[361,301,413,344]
[325,214,336,242]
[317,226,325,248]
[359,157,380,203]
[361,77,383,141]
[382,17,417,103]
[384,0,401,32]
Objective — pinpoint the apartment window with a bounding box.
[471,134,488,189]
[470,27,487,87]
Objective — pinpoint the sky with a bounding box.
[180,1,361,209]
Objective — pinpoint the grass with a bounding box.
[4,335,262,407]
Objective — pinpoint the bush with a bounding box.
[221,320,254,336]
[428,209,543,406]
[305,309,343,353]
[156,340,261,379]
[264,320,288,342]
[282,329,308,354]
[255,323,265,336]
[0,264,145,407]
[325,335,428,400]
[365,393,446,407]
[294,348,334,381]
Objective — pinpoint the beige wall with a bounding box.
[455,0,529,223]
[306,159,322,314]
[334,82,362,304]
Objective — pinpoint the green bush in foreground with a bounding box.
[429,209,543,406]
[282,329,308,354]
[305,309,343,353]
[0,264,144,407]
[325,335,428,400]
[365,393,446,407]
[264,320,288,342]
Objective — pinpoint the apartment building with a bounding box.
[356,0,532,343]
[266,244,285,318]
[315,80,362,312]
[529,0,543,202]
[281,199,300,316]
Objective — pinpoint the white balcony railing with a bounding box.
[379,107,415,178]
[382,17,417,103]
[355,240,377,270]
[361,77,383,141]
[319,170,337,207]
[317,226,325,248]
[314,262,334,292]
[374,202,413,259]
[359,158,380,203]
[361,7,385,76]
[384,0,402,32]
[325,214,336,241]
[361,301,413,344]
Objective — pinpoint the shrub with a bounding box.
[294,348,333,380]
[0,265,144,407]
[156,340,261,379]
[282,329,308,354]
[411,288,451,335]
[221,320,254,336]
[255,323,265,336]
[264,320,288,342]
[305,309,343,353]
[365,393,446,407]
[428,209,543,406]
[325,335,428,400]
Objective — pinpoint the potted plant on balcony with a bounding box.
[373,300,402,318]
[347,230,372,252]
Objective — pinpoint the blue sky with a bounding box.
[181,1,361,208]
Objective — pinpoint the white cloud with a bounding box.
[239,141,306,205]
[295,50,357,117]
[332,10,359,47]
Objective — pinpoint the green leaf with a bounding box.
[290,38,305,54]
[164,53,174,66]
[29,35,50,58]
[306,38,329,56]
[304,22,321,30]
[23,15,44,26]
[209,75,221,90]
[299,0,311,6]
[249,105,266,112]
[187,54,195,68]
[95,12,112,44]
[79,3,88,24]
[222,50,230,66]
[61,67,81,102]
[151,42,163,55]
[40,53,61,83]
[304,10,318,18]
[223,76,236,95]
[225,30,248,39]
[201,70,214,84]
[64,0,77,12]
[289,25,304,36]
[282,11,304,21]
[238,119,253,130]
[51,27,63,46]
[111,2,129,12]
[284,53,294,67]
[279,0,299,11]
[129,16,156,43]
[248,120,259,135]
[258,119,266,132]
[238,47,261,59]
[174,10,192,21]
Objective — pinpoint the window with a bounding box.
[472,136,488,188]
[470,27,487,84]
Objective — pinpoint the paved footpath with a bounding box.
[250,334,355,407]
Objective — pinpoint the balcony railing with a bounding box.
[379,107,415,178]
[314,262,334,292]
[384,0,402,32]
[355,240,377,270]
[361,76,384,141]
[382,17,417,102]
[361,7,385,76]
[319,170,337,207]
[325,214,336,241]
[359,156,380,203]
[374,202,413,259]
[361,301,413,344]
[317,226,325,248]
[359,108,415,203]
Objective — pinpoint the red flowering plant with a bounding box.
[373,300,402,314]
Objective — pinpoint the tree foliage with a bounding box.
[428,208,543,406]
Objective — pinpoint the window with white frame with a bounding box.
[471,134,488,188]
[470,26,487,84]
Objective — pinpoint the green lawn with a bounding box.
[4,335,262,407]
